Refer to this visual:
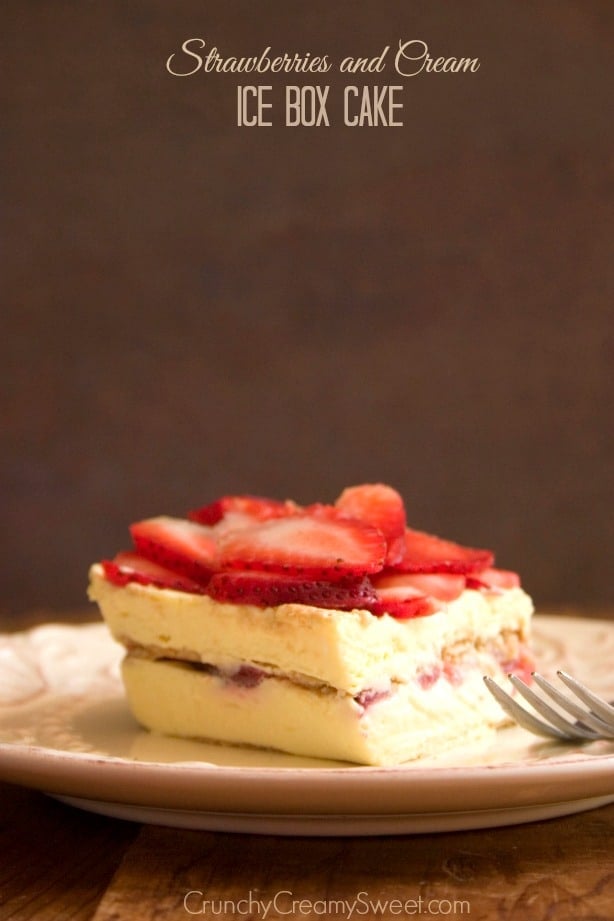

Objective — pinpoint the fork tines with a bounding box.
[484,670,614,742]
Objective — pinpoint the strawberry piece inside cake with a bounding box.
[88,483,534,765]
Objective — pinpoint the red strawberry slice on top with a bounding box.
[335,483,407,565]
[207,570,378,611]
[102,552,206,594]
[335,483,407,538]
[373,572,466,602]
[189,494,296,526]
[393,528,494,575]
[369,575,439,620]
[130,516,219,586]
[466,567,520,591]
[217,513,386,580]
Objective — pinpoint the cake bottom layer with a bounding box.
[121,655,511,766]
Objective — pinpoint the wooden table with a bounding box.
[1,610,613,921]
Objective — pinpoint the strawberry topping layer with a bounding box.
[189,494,294,527]
[334,483,406,565]
[208,571,378,611]
[98,483,516,620]
[465,567,520,591]
[393,529,494,575]
[130,516,218,584]
[217,514,386,580]
[102,552,207,595]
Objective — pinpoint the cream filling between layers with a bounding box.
[88,563,533,695]
[122,627,527,697]
[121,654,508,766]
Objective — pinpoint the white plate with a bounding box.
[0,615,613,835]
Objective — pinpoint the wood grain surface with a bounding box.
[1,781,613,921]
[0,784,138,921]
[92,815,614,921]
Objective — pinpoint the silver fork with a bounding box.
[484,671,614,741]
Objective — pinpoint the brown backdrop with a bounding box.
[2,1,613,617]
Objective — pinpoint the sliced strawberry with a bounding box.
[335,483,406,565]
[129,516,218,585]
[466,567,520,591]
[384,533,408,568]
[372,591,437,620]
[390,597,437,619]
[217,513,386,580]
[373,572,465,602]
[370,572,441,618]
[189,494,296,526]
[207,570,378,611]
[392,528,494,575]
[101,552,206,594]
